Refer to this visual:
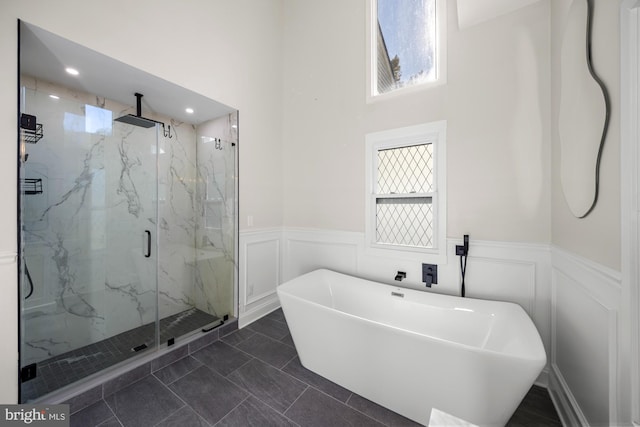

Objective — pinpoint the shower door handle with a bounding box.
[144,230,151,258]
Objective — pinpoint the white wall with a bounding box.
[548,0,630,425]
[0,0,285,403]
[0,1,632,422]
[282,0,551,244]
[551,0,620,271]
[271,0,555,393]
[271,0,630,424]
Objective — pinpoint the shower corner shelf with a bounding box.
[21,178,43,195]
[22,123,43,144]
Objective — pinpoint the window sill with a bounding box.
[366,76,447,105]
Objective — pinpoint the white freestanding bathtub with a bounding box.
[277,269,546,426]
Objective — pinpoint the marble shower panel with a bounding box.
[194,112,238,319]
[20,77,237,393]
[21,83,160,365]
[158,120,199,320]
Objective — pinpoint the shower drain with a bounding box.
[131,343,148,352]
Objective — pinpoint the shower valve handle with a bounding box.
[144,230,151,258]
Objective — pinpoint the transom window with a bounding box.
[366,122,446,260]
[369,0,446,98]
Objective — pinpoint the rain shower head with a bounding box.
[114,93,158,128]
[115,114,156,128]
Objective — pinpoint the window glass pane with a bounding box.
[377,143,433,194]
[376,197,433,247]
[377,0,436,94]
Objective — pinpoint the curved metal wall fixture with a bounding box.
[558,0,611,219]
[580,0,610,218]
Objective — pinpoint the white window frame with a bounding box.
[366,0,447,102]
[365,121,447,264]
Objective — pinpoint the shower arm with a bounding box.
[134,93,144,117]
[135,93,172,138]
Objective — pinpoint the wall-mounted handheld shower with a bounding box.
[456,234,470,297]
[24,263,34,299]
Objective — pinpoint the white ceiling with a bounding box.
[20,21,235,126]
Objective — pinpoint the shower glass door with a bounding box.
[193,126,237,323]
[19,86,159,402]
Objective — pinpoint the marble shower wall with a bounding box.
[20,77,233,367]
[157,112,199,320]
[194,113,238,320]
[21,80,158,366]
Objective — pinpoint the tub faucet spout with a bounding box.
[424,275,433,287]
[395,271,406,281]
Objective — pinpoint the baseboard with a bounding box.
[238,293,281,328]
[549,364,587,427]
[534,367,550,388]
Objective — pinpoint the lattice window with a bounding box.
[374,143,434,248]
[366,121,445,256]
[377,144,433,194]
[376,197,433,246]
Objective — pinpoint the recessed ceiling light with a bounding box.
[65,67,79,76]
[49,94,60,100]
[185,108,194,114]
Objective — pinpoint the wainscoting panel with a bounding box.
[282,228,361,282]
[239,228,552,387]
[550,247,621,427]
[466,257,536,314]
[238,229,283,327]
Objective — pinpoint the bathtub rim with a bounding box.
[277,269,547,363]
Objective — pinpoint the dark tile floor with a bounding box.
[22,308,219,402]
[70,309,562,427]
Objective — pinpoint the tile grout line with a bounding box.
[149,401,188,427]
[154,377,191,424]
[279,352,299,370]
[219,366,302,426]
[211,395,250,426]
[226,328,296,370]
[343,395,396,427]
[216,344,308,423]
[100,398,122,427]
[281,384,310,416]
[231,324,359,412]
[151,356,202,386]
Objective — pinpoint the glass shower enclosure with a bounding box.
[18,50,238,401]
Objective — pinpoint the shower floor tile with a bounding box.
[22,308,219,402]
